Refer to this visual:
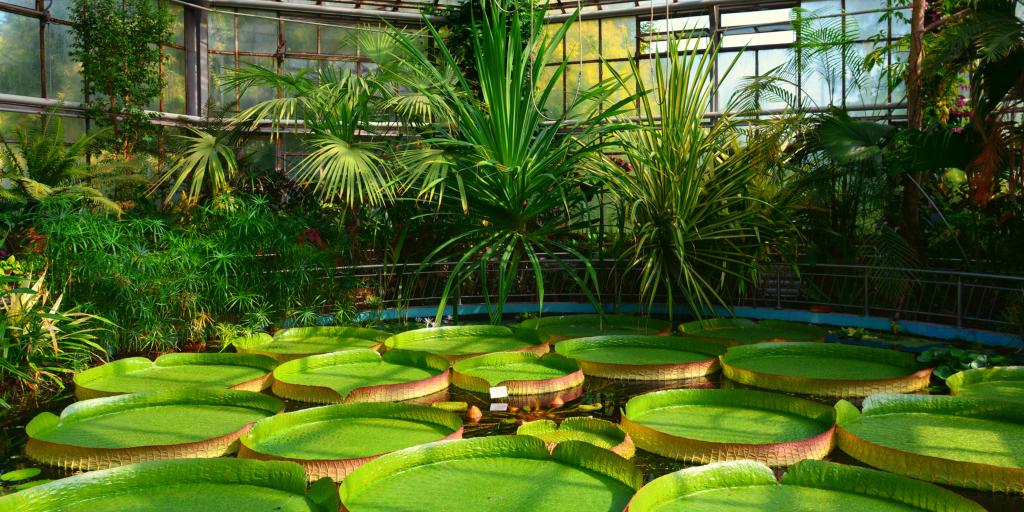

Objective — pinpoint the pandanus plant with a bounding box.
[378,1,637,323]
[598,37,796,320]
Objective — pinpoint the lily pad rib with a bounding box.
[24,390,283,471]
[451,352,584,395]
[720,342,932,397]
[836,394,1024,493]
[621,389,835,466]
[271,349,450,404]
[73,353,278,400]
[555,335,726,380]
[625,459,986,512]
[238,402,464,482]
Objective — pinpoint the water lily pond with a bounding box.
[1,318,1022,511]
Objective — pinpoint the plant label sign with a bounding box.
[489,386,509,399]
[489,403,509,412]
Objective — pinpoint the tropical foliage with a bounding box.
[379,1,636,322]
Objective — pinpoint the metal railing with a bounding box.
[331,259,1024,334]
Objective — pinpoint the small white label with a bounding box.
[489,403,509,412]
[489,386,509,399]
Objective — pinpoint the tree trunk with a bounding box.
[900,0,927,258]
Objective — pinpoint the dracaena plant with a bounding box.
[599,37,796,320]
[378,1,637,323]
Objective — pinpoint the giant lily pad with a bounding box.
[517,417,634,459]
[517,314,673,343]
[452,352,583,395]
[555,335,725,380]
[680,319,826,346]
[339,436,642,512]
[0,458,339,512]
[720,342,932,397]
[947,366,1024,403]
[239,402,464,482]
[73,353,278,400]
[626,459,985,511]
[271,349,449,404]
[621,389,835,466]
[25,389,283,471]
[236,326,388,362]
[383,325,548,361]
[836,393,1024,493]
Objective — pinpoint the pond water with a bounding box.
[2,332,1022,511]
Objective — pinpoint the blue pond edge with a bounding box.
[348,302,1023,349]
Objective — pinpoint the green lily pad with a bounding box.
[628,460,984,511]
[240,402,463,481]
[680,319,825,345]
[517,417,634,458]
[73,353,277,399]
[383,325,547,361]
[271,349,449,404]
[0,468,40,483]
[25,390,283,470]
[339,436,641,512]
[556,335,725,380]
[946,366,1024,403]
[721,342,930,397]
[622,389,835,466]
[516,314,672,342]
[12,480,51,491]
[836,394,1024,492]
[452,352,582,395]
[0,459,338,512]
[236,326,388,362]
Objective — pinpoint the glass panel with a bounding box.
[600,17,634,60]
[758,48,793,110]
[564,19,599,61]
[163,47,186,113]
[236,10,278,53]
[0,13,41,96]
[239,55,276,109]
[45,22,82,101]
[320,24,358,55]
[50,0,74,21]
[847,0,886,39]
[208,52,237,108]
[208,11,235,51]
[282,58,316,80]
[537,65,564,117]
[2,0,36,9]
[890,8,911,37]
[167,2,185,46]
[284,20,317,53]
[722,8,794,27]
[722,31,796,48]
[718,51,755,110]
[800,0,842,16]
[603,60,636,117]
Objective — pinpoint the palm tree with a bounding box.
[220,63,393,207]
